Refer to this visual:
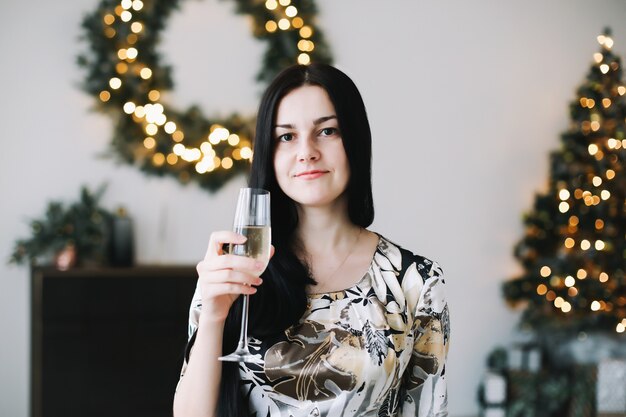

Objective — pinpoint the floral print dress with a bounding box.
[180,234,450,416]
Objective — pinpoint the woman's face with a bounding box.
[272,85,350,208]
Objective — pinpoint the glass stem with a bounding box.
[237,294,250,350]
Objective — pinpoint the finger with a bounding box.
[198,269,263,286]
[205,282,257,297]
[204,231,246,260]
[269,245,275,259]
[202,254,264,275]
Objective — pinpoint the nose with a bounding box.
[297,136,320,162]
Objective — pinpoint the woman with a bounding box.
[173,63,450,417]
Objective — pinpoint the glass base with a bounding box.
[218,348,264,364]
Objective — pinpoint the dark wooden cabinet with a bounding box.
[31,266,198,417]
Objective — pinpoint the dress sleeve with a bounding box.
[399,260,450,417]
[176,282,202,390]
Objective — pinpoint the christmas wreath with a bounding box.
[78,0,332,191]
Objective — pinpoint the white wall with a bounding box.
[2,0,625,415]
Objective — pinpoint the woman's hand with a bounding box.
[195,231,274,324]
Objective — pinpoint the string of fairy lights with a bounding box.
[531,32,626,333]
[80,0,331,191]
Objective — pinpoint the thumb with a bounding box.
[269,245,276,259]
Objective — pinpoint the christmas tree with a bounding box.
[504,28,626,334]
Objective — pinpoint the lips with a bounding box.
[295,170,329,179]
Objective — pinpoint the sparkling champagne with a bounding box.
[230,225,271,272]
[220,187,270,364]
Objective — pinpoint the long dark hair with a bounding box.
[217,63,374,416]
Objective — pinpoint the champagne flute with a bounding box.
[219,188,271,364]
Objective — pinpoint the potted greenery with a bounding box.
[9,185,113,269]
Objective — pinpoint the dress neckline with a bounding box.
[306,232,382,297]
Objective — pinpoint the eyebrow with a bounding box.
[274,115,337,129]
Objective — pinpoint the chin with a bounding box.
[288,190,347,208]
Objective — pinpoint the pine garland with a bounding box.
[78,0,332,192]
